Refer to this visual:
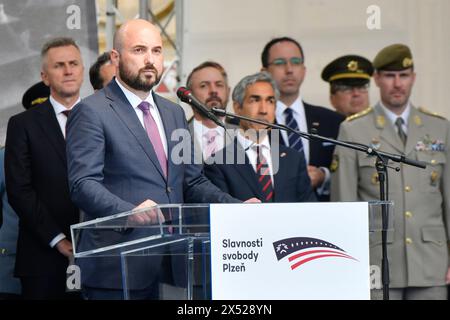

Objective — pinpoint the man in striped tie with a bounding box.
[204,72,316,204]
[261,37,345,201]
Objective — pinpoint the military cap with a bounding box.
[22,81,50,110]
[373,44,413,71]
[321,55,374,86]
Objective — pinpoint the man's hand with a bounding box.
[307,165,325,188]
[128,199,165,225]
[244,197,261,203]
[55,239,73,258]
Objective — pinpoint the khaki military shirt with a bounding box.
[331,103,450,288]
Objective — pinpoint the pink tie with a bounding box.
[204,130,218,159]
[137,101,168,177]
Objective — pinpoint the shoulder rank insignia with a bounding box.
[346,107,373,122]
[418,107,447,120]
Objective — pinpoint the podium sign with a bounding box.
[210,202,370,300]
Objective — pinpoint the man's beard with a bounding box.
[119,62,161,92]
[205,96,227,110]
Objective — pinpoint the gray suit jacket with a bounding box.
[66,80,239,289]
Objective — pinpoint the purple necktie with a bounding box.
[137,101,168,177]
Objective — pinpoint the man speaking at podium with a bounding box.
[66,19,256,299]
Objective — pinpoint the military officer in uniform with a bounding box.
[322,55,373,117]
[331,44,450,300]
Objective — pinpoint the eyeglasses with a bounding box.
[334,83,369,93]
[268,57,304,67]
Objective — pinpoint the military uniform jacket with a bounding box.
[331,103,450,288]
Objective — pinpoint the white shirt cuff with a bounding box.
[49,233,66,248]
[315,167,330,196]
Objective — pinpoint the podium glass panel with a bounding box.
[71,201,393,300]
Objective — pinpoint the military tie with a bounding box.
[395,117,407,145]
[255,146,274,202]
[283,108,304,153]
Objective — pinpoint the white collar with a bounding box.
[49,95,80,114]
[193,118,225,137]
[236,130,271,151]
[379,101,411,126]
[276,95,304,119]
[115,77,156,109]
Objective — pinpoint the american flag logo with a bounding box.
[273,237,357,270]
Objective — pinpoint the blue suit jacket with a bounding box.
[204,138,317,203]
[66,80,239,290]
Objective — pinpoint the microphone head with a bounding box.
[176,86,192,102]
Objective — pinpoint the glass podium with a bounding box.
[71,201,393,300]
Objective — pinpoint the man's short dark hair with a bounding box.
[186,61,228,89]
[261,37,305,68]
[89,52,112,90]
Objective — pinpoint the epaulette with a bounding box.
[345,107,373,122]
[418,107,447,120]
[31,97,48,106]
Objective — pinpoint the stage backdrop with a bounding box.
[0,0,98,146]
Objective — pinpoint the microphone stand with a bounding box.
[211,107,426,300]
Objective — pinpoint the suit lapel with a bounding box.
[228,140,264,199]
[35,101,67,164]
[105,82,166,179]
[404,106,423,156]
[272,148,288,201]
[374,103,405,154]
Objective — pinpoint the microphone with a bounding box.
[176,87,225,128]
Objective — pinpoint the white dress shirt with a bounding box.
[379,101,411,135]
[236,131,274,187]
[275,96,310,163]
[192,118,225,159]
[115,78,168,157]
[48,95,80,248]
[49,95,80,139]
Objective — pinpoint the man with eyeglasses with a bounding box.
[321,55,373,117]
[261,37,344,202]
[331,44,450,300]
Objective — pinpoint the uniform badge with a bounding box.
[376,116,385,128]
[415,134,445,152]
[403,57,413,68]
[414,115,422,126]
[347,60,358,72]
[430,171,439,186]
[330,154,339,172]
[370,138,381,150]
[371,172,379,185]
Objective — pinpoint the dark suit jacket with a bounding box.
[278,102,345,201]
[66,80,239,290]
[4,100,79,278]
[204,138,317,203]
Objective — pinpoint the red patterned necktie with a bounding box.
[255,146,274,202]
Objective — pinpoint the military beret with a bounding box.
[373,44,413,71]
[321,55,373,86]
[22,81,50,110]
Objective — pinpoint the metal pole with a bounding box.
[105,0,116,50]
[139,0,149,20]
